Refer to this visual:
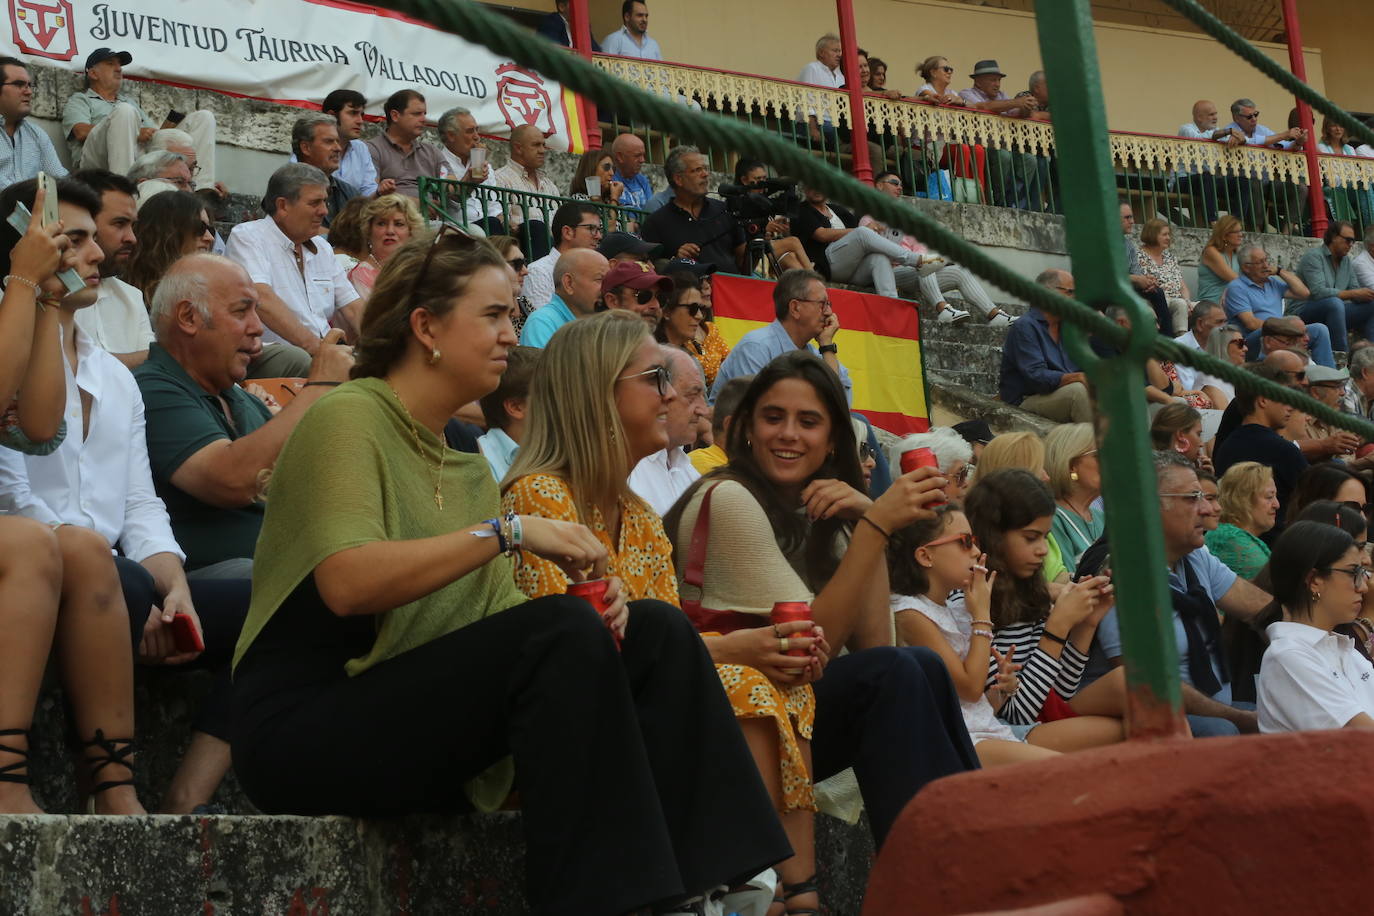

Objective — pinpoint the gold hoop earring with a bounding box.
[428,348,441,365]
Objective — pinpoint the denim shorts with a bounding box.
[1008,722,1040,741]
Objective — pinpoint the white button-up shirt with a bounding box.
[74,277,154,355]
[521,250,559,311]
[628,447,701,516]
[438,147,502,223]
[225,217,359,345]
[0,326,183,563]
[1258,621,1374,733]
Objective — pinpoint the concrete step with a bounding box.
[926,371,1059,437]
[0,811,872,915]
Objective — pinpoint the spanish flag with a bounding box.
[710,274,930,435]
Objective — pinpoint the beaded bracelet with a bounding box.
[4,273,41,294]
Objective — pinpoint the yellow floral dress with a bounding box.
[503,472,816,814]
[693,322,732,391]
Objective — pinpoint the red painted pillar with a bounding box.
[835,0,873,184]
[1282,0,1326,237]
[567,0,602,149]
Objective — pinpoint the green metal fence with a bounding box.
[379,0,1374,739]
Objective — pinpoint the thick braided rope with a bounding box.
[372,0,1374,439]
[1155,0,1374,152]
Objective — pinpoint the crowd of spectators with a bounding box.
[5,11,1374,915]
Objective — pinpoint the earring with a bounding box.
[1311,591,1322,602]
[428,347,442,365]
[1070,471,1079,482]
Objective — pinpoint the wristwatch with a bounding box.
[818,343,838,355]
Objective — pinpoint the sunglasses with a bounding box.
[1239,111,1259,119]
[939,66,954,73]
[194,220,213,236]
[677,303,705,317]
[859,441,874,462]
[622,287,658,306]
[617,364,671,397]
[506,257,528,271]
[925,532,977,551]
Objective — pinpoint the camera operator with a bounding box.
[726,160,813,273]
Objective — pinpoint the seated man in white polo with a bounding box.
[62,47,217,190]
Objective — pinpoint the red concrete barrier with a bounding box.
[865,731,1374,915]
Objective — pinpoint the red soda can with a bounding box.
[899,446,947,507]
[771,601,813,658]
[569,579,621,649]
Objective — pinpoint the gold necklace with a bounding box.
[388,383,446,510]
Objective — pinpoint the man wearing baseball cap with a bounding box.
[62,48,219,190]
[598,231,661,264]
[600,259,672,330]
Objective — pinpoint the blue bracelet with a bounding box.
[472,517,507,554]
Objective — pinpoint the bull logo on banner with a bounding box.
[494,62,555,138]
[10,0,77,61]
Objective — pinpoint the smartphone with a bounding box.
[170,612,205,653]
[165,109,186,125]
[37,171,58,228]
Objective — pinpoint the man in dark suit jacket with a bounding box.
[535,0,602,50]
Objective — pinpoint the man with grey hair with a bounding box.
[225,163,362,358]
[1173,300,1226,390]
[134,253,353,578]
[1224,98,1305,150]
[1015,70,1050,122]
[890,428,973,505]
[797,33,843,147]
[291,113,356,226]
[998,268,1091,422]
[1346,344,1374,421]
[436,106,500,230]
[127,149,192,203]
[519,247,610,347]
[641,145,745,275]
[1222,242,1331,366]
[629,345,705,515]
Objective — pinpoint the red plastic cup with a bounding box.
[900,446,947,507]
[770,601,813,658]
[569,579,621,649]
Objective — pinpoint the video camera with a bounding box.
[719,177,800,240]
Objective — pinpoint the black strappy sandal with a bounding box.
[0,728,31,786]
[81,729,135,812]
[781,876,821,916]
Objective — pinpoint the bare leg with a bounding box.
[0,518,61,814]
[160,731,231,813]
[974,737,1062,767]
[1066,666,1127,717]
[1025,717,1125,751]
[55,525,144,815]
[769,237,814,272]
[740,717,817,915]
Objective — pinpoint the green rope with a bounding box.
[1155,0,1374,152]
[371,0,1374,440]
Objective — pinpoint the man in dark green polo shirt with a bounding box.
[135,253,353,577]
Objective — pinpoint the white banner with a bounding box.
[1,0,585,150]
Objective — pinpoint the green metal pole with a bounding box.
[1033,0,1188,739]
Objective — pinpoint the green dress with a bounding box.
[1204,523,1271,580]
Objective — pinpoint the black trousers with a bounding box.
[231,597,789,916]
[810,646,979,847]
[114,557,250,738]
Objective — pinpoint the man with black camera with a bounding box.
[725,159,813,274]
[641,145,746,276]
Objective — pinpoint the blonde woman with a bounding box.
[347,194,427,299]
[969,431,1071,591]
[1196,215,1244,306]
[1206,461,1277,579]
[1045,424,1103,568]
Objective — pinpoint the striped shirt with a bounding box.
[0,118,67,190]
[986,619,1089,725]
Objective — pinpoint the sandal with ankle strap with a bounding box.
[0,728,31,785]
[781,876,820,916]
[81,729,135,812]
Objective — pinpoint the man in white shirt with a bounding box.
[436,106,502,231]
[70,169,152,369]
[630,346,705,515]
[522,200,604,310]
[1172,300,1226,390]
[225,163,363,357]
[602,0,662,60]
[797,33,844,147]
[1178,100,1245,146]
[490,124,560,257]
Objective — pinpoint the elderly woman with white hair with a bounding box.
[889,428,974,506]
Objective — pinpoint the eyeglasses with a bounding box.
[506,257,527,271]
[167,176,193,190]
[938,66,954,73]
[859,441,874,462]
[795,296,833,310]
[1052,285,1076,295]
[880,178,903,188]
[1227,339,1246,347]
[1159,490,1205,503]
[1318,565,1373,584]
[1343,500,1370,515]
[925,532,977,551]
[1339,235,1358,243]
[1,80,32,90]
[616,364,671,397]
[955,464,973,485]
[575,222,604,236]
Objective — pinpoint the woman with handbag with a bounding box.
[501,311,810,915]
[663,351,981,865]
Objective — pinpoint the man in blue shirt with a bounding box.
[1223,243,1333,366]
[601,1,662,60]
[710,268,851,403]
[519,248,609,347]
[997,269,1092,423]
[610,133,653,212]
[0,56,67,190]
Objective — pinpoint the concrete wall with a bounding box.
[1295,0,1374,118]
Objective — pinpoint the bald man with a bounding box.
[491,124,560,258]
[519,248,610,347]
[610,133,652,210]
[1178,100,1246,225]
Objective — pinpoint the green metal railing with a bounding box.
[416,178,646,256]
[378,0,1374,739]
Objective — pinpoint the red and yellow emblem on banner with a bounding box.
[710,274,929,435]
